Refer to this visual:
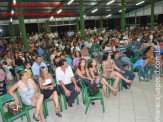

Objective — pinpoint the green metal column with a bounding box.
[16,0,28,50]
[150,0,154,30]
[135,12,137,25]
[79,0,85,39]
[46,21,50,32]
[9,22,14,37]
[76,19,79,32]
[100,18,103,28]
[121,0,125,32]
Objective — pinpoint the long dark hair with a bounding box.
[88,59,97,68]
[78,58,86,71]
[143,46,152,55]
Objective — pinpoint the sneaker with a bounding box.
[145,78,149,82]
[141,77,145,81]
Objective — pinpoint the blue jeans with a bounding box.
[120,57,132,67]
[135,66,148,78]
[122,70,135,86]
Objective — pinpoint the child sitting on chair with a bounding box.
[24,62,33,79]
[134,55,149,81]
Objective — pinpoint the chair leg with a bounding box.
[63,96,67,110]
[138,70,141,82]
[101,98,105,113]
[58,95,63,112]
[76,95,79,105]
[81,90,85,104]
[43,102,47,119]
[85,98,91,114]
[26,111,31,122]
[44,101,49,116]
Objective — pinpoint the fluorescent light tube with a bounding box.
[57,9,62,13]
[107,0,115,5]
[92,9,98,13]
[136,1,144,5]
[68,0,74,5]
[106,14,112,17]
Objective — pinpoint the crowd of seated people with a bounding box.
[0,24,162,121]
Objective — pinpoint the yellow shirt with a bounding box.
[25,69,32,78]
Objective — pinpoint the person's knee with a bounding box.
[39,94,44,99]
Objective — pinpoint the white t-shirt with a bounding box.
[56,66,74,85]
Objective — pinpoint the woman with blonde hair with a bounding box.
[39,66,62,117]
[8,70,46,122]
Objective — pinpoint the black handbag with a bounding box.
[88,86,99,96]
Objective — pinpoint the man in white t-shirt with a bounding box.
[56,59,80,107]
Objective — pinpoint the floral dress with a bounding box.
[102,59,115,79]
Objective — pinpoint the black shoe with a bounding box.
[91,101,95,105]
[123,85,129,89]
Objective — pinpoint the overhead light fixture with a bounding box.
[119,8,126,12]
[57,9,62,13]
[10,18,13,22]
[92,9,98,13]
[11,10,14,14]
[106,14,112,17]
[107,0,115,5]
[68,0,74,5]
[106,9,111,12]
[0,29,2,32]
[83,15,86,17]
[13,0,16,4]
[136,1,144,5]
[50,16,53,20]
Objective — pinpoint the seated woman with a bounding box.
[13,52,24,67]
[88,59,117,97]
[75,58,95,87]
[8,71,46,122]
[72,51,85,69]
[38,66,62,117]
[102,53,132,96]
[75,58,97,104]
[80,45,91,60]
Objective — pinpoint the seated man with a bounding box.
[115,45,132,67]
[114,51,135,89]
[31,56,47,85]
[56,59,80,107]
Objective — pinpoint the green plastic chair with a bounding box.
[0,93,31,122]
[100,67,123,94]
[80,80,105,114]
[15,66,24,80]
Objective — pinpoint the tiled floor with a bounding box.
[0,73,163,122]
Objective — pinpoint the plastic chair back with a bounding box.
[15,66,24,80]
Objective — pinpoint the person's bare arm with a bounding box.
[89,68,98,79]
[59,80,71,96]
[71,76,80,92]
[38,77,50,90]
[8,83,19,104]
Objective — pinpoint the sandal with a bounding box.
[112,92,117,96]
[91,101,95,105]
[33,113,39,121]
[56,108,62,118]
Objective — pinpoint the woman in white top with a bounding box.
[39,66,62,117]
[8,70,46,122]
